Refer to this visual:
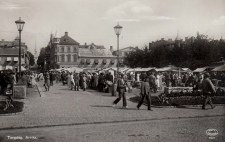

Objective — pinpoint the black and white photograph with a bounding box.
[0,0,224,142]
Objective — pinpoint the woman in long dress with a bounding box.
[82,74,87,91]
[31,73,37,87]
[44,72,50,91]
[67,72,72,89]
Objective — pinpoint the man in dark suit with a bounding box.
[202,73,216,109]
[137,77,152,111]
[73,73,80,91]
[112,74,128,108]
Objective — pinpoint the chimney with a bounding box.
[110,46,113,51]
[2,39,4,41]
[85,43,87,46]
[65,32,68,36]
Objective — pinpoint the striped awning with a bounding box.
[94,59,99,64]
[102,59,107,64]
[111,59,115,64]
[14,57,18,62]
[6,57,12,61]
[81,59,85,64]
[86,59,91,64]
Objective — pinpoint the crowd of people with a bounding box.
[41,71,114,92]
[0,68,222,110]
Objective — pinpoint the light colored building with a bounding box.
[0,37,29,70]
[46,32,123,69]
[112,46,137,57]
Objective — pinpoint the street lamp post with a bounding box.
[114,23,123,79]
[15,17,25,77]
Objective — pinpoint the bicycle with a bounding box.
[4,84,14,111]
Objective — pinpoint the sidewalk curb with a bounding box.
[36,81,45,97]
[0,114,224,131]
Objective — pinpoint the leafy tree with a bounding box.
[37,47,46,69]
[27,51,35,66]
[124,32,225,70]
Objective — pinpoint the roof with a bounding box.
[0,48,25,55]
[79,48,113,57]
[86,43,106,49]
[211,65,225,71]
[59,32,79,45]
[96,45,105,49]
[119,46,136,51]
[193,67,207,72]
[156,66,178,72]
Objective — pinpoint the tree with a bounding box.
[124,32,224,70]
[37,47,46,70]
[27,51,35,66]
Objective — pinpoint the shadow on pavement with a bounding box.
[91,105,113,108]
[115,107,138,110]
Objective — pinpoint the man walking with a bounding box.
[112,74,128,108]
[202,73,216,109]
[137,77,152,111]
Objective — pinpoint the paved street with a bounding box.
[0,81,224,130]
[0,116,224,142]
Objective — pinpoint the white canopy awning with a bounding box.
[193,68,207,72]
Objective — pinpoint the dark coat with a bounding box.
[140,81,151,95]
[202,78,216,94]
[117,78,126,93]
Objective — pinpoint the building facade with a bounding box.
[149,32,195,50]
[46,32,123,70]
[112,46,137,57]
[0,37,29,71]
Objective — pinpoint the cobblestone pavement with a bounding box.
[0,81,224,129]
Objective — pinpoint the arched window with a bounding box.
[67,54,71,62]
[61,54,65,62]
[68,47,70,53]
[73,54,77,62]
[74,47,76,52]
[61,47,64,53]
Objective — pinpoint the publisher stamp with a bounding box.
[206,129,219,140]
[7,136,38,140]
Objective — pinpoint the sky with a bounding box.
[0,0,224,55]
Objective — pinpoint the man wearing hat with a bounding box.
[112,73,128,108]
[202,73,216,109]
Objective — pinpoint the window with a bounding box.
[68,47,70,53]
[61,47,64,53]
[74,47,77,52]
[73,54,77,62]
[67,54,71,62]
[61,54,65,62]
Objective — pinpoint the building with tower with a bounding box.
[34,40,38,64]
[45,32,122,70]
[149,32,195,50]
